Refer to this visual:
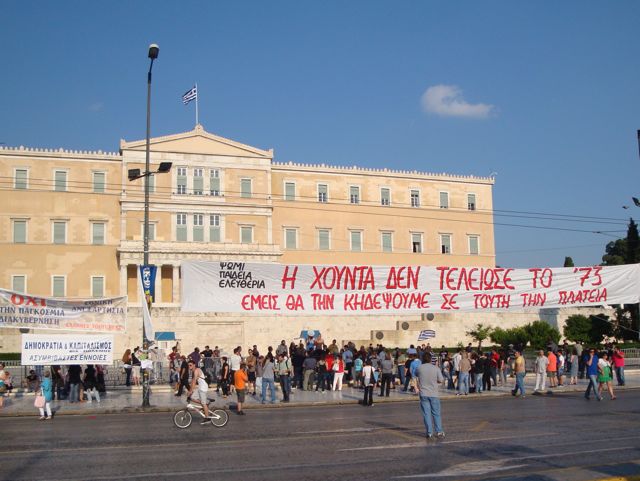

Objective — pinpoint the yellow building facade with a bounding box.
[0,125,497,353]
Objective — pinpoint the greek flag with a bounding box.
[182,86,197,105]
[418,329,436,341]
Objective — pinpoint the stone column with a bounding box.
[154,264,162,303]
[172,265,180,304]
[119,264,127,298]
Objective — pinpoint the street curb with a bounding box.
[2,385,638,418]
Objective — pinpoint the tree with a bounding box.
[563,256,574,267]
[524,320,560,350]
[563,314,591,343]
[564,313,614,345]
[465,323,493,351]
[626,219,640,264]
[490,326,528,349]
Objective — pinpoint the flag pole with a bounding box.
[195,82,199,126]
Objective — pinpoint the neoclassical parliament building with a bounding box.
[1,124,520,353]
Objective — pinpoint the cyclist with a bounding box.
[187,359,211,422]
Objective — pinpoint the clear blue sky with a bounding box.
[2,1,639,268]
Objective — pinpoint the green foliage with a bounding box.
[614,306,639,341]
[563,256,575,267]
[524,320,560,349]
[465,323,493,350]
[626,219,640,264]
[588,314,614,344]
[564,314,614,344]
[490,326,528,348]
[563,315,592,343]
[602,239,626,266]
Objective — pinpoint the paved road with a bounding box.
[2,390,640,481]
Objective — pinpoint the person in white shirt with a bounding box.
[557,351,566,387]
[361,360,375,406]
[534,350,549,393]
[187,359,211,423]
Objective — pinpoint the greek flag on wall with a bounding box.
[418,329,436,341]
[182,85,197,105]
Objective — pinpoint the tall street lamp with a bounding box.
[127,43,172,408]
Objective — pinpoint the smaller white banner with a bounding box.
[21,334,115,365]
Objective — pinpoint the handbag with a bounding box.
[34,391,46,409]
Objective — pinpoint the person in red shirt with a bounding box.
[612,346,625,386]
[547,351,557,388]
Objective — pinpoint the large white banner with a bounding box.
[21,334,115,365]
[0,289,127,332]
[181,261,640,314]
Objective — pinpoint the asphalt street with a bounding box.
[2,390,640,481]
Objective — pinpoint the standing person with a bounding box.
[379,352,394,397]
[396,350,407,388]
[569,348,579,385]
[546,350,557,388]
[316,354,329,392]
[473,353,485,394]
[131,347,141,387]
[302,353,317,391]
[51,365,64,400]
[276,353,292,402]
[534,350,549,393]
[67,364,82,403]
[557,350,566,387]
[261,355,277,404]
[246,349,257,396]
[342,346,354,385]
[37,370,53,420]
[84,365,101,403]
[186,359,211,422]
[255,355,264,395]
[499,351,508,386]
[576,341,585,378]
[234,362,248,415]
[612,346,625,386]
[452,349,462,389]
[482,352,493,392]
[584,348,602,401]
[511,350,526,398]
[597,352,616,400]
[219,356,230,398]
[229,347,242,394]
[331,354,345,391]
[489,348,499,386]
[122,349,132,386]
[415,352,444,439]
[457,352,471,396]
[292,347,305,389]
[175,355,190,397]
[354,355,364,388]
[362,360,375,406]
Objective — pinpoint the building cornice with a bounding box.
[0,145,120,161]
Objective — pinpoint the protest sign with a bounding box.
[21,334,114,365]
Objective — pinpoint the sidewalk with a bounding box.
[1,370,637,417]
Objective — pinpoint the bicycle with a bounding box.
[173,396,229,429]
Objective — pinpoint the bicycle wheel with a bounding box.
[173,409,192,429]
[209,409,229,427]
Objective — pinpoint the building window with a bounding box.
[176,167,187,194]
[468,235,479,255]
[141,223,156,241]
[380,188,390,206]
[284,182,296,201]
[210,170,221,196]
[350,230,362,252]
[240,226,253,244]
[284,228,297,249]
[467,193,476,211]
[317,184,328,203]
[176,213,187,241]
[54,170,67,192]
[439,192,449,209]
[410,189,420,208]
[148,173,155,193]
[52,276,66,297]
[53,221,66,244]
[241,178,252,198]
[210,215,221,242]
[318,229,330,250]
[193,168,204,195]
[92,222,105,245]
[349,186,360,204]
[440,234,452,254]
[14,169,28,190]
[381,232,393,252]
[412,233,423,253]
[12,275,26,293]
[193,214,204,242]
[91,276,105,298]
[13,219,27,243]
[93,172,106,193]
